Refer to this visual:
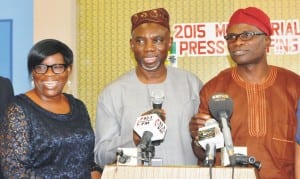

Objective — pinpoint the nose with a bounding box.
[144,41,155,52]
[44,66,55,75]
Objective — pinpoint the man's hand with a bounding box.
[189,113,211,160]
[133,131,140,146]
[189,113,211,140]
[142,109,166,122]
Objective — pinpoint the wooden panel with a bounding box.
[102,165,259,179]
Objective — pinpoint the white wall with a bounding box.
[0,0,33,94]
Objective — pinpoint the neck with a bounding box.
[136,65,167,84]
[236,63,270,84]
[26,90,70,114]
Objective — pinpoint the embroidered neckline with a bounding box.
[231,66,278,137]
[232,66,277,90]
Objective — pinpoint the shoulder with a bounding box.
[9,94,27,106]
[167,66,195,75]
[64,93,87,108]
[167,67,203,92]
[199,68,233,97]
[167,66,202,82]
[0,76,12,86]
[272,66,300,96]
[3,94,28,119]
[105,70,135,87]
[99,70,137,95]
[0,76,9,82]
[274,66,300,79]
[205,68,233,86]
[272,66,300,90]
[7,94,41,112]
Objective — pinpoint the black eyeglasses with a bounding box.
[33,64,67,74]
[224,32,266,42]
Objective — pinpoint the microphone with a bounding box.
[116,149,130,164]
[133,113,167,143]
[198,118,224,166]
[134,114,166,165]
[133,89,167,164]
[138,131,155,164]
[138,131,153,150]
[208,93,235,165]
[203,143,216,167]
[234,153,262,169]
[134,88,167,142]
[150,89,165,109]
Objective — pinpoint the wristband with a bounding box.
[90,163,103,173]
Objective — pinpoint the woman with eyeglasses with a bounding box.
[0,39,101,179]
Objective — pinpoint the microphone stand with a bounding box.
[140,90,163,165]
[140,141,155,166]
[233,153,262,169]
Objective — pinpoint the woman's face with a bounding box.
[32,53,71,99]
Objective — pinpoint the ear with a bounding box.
[264,36,271,48]
[168,37,173,50]
[130,39,134,49]
[67,65,72,74]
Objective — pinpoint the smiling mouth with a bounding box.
[144,57,157,63]
[43,81,58,88]
[231,50,247,56]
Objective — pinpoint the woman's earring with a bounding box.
[67,80,71,87]
[65,80,73,94]
[31,79,35,88]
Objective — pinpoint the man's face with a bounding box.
[226,23,271,66]
[130,23,172,71]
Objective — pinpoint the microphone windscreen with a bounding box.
[150,89,165,109]
[208,93,233,120]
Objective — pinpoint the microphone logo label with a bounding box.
[134,113,167,141]
[211,93,230,101]
[155,118,167,134]
[136,115,153,126]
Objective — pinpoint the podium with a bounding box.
[101,165,259,179]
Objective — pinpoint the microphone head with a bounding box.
[151,89,165,109]
[138,131,153,150]
[134,113,167,141]
[208,93,233,120]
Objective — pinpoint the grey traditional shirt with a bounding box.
[94,66,202,168]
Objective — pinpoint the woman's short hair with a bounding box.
[27,39,73,74]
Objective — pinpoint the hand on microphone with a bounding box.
[189,113,211,140]
[189,113,211,160]
[142,108,166,122]
[133,109,166,146]
[133,131,141,146]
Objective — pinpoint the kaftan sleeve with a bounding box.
[0,102,33,178]
[296,99,300,144]
[94,87,135,168]
[199,84,213,114]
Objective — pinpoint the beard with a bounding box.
[140,61,162,71]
